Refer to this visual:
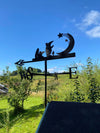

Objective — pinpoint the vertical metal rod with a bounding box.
[45,59,47,107]
[69,67,72,79]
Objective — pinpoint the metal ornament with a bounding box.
[57,33,75,55]
[15,33,77,107]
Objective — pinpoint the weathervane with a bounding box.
[15,32,77,107]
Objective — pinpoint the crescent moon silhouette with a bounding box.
[57,33,75,55]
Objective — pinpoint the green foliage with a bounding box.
[47,80,59,91]
[1,57,100,132]
[47,80,59,102]
[1,66,10,83]
[33,68,42,73]
[10,70,18,76]
[16,65,27,80]
[0,107,22,133]
[0,96,44,133]
[47,90,58,102]
[35,80,42,93]
[64,57,100,103]
[86,57,100,103]
[0,108,10,133]
[16,65,43,81]
[8,78,31,114]
[88,77,100,103]
[69,78,84,102]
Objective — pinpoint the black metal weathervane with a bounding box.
[15,33,77,107]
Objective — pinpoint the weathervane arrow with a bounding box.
[15,32,77,107]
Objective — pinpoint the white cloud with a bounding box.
[83,10,100,26]
[77,10,100,29]
[57,70,65,73]
[47,67,65,73]
[47,67,57,73]
[76,10,100,38]
[0,70,3,75]
[86,26,100,37]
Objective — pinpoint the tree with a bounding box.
[10,70,18,76]
[86,57,100,103]
[16,65,27,80]
[1,66,10,83]
[69,78,84,102]
[8,78,31,114]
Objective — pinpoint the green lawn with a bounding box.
[0,70,100,133]
[0,75,68,133]
[0,96,44,133]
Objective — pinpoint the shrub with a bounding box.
[0,107,22,133]
[47,80,59,102]
[35,80,41,93]
[69,79,84,102]
[8,78,31,114]
[47,90,58,102]
[86,57,100,103]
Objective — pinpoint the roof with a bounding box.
[36,101,100,133]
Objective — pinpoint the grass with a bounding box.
[0,75,64,133]
[1,72,100,132]
[0,95,44,133]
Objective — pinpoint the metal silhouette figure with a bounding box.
[15,32,77,107]
[35,48,44,59]
[57,33,75,55]
[58,33,63,38]
[46,41,54,57]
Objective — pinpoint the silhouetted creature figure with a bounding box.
[35,48,44,59]
[46,41,54,57]
[52,51,54,56]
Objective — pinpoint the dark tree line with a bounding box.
[10,68,42,76]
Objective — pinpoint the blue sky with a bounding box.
[0,0,100,74]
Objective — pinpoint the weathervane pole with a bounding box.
[15,32,77,108]
[45,59,47,107]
